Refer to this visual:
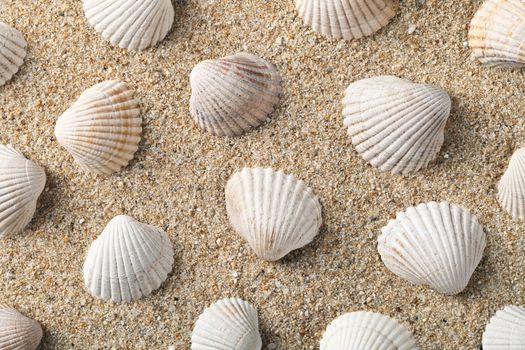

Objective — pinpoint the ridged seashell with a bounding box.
[498,148,525,219]
[55,80,142,175]
[295,0,399,40]
[83,215,174,302]
[343,76,451,175]
[225,167,322,261]
[83,0,174,51]
[482,305,525,349]
[0,22,27,86]
[191,297,262,350]
[320,311,418,350]
[0,145,46,237]
[377,201,486,295]
[0,305,42,350]
[189,53,282,136]
[468,0,525,68]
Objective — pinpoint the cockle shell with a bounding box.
[295,0,399,40]
[225,167,322,261]
[82,0,174,51]
[55,80,142,175]
[343,76,451,175]
[0,305,42,350]
[378,201,486,295]
[83,215,174,302]
[191,297,262,350]
[498,148,525,219]
[0,145,46,237]
[468,0,525,67]
[482,305,525,349]
[320,311,418,350]
[189,53,282,136]
[0,22,26,86]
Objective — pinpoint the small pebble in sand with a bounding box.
[407,24,417,34]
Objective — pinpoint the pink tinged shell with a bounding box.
[0,305,42,350]
[482,305,525,349]
[498,148,525,219]
[0,22,26,86]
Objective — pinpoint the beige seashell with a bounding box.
[482,305,525,349]
[225,167,322,261]
[0,305,42,350]
[295,0,399,40]
[498,148,525,219]
[468,0,525,68]
[378,201,486,295]
[0,22,27,86]
[343,76,451,175]
[83,0,174,51]
[189,53,282,136]
[55,80,142,175]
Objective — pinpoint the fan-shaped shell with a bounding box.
[0,22,26,86]
[498,148,525,219]
[482,305,525,349]
[0,305,42,350]
[189,53,282,136]
[83,215,174,302]
[343,76,451,175]
[295,0,399,40]
[225,167,322,261]
[55,80,142,175]
[0,145,46,237]
[468,0,525,67]
[320,311,418,350]
[377,201,486,295]
[82,0,174,51]
[191,297,262,350]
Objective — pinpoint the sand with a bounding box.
[0,0,524,348]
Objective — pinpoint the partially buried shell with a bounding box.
[295,0,399,40]
[482,305,525,349]
[83,0,174,50]
[377,201,486,295]
[498,148,525,219]
[190,53,282,136]
[0,305,42,350]
[191,297,262,350]
[0,145,46,237]
[0,22,27,86]
[320,311,418,350]
[54,80,142,175]
[468,0,525,67]
[343,75,451,175]
[225,167,322,261]
[83,215,174,302]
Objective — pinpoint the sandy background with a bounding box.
[0,0,524,348]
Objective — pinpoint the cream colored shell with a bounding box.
[498,148,525,219]
[0,22,27,86]
[482,305,525,349]
[0,305,42,350]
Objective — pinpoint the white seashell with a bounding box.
[343,76,451,175]
[0,22,27,86]
[498,148,525,219]
[320,311,418,350]
[83,215,174,302]
[482,305,525,349]
[377,201,486,295]
[191,297,262,350]
[55,80,142,175]
[82,0,174,51]
[225,167,322,261]
[189,53,282,136]
[468,0,525,68]
[0,145,46,237]
[0,305,42,350]
[295,0,399,40]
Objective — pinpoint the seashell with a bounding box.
[55,80,142,175]
[0,145,46,237]
[191,297,262,350]
[189,53,282,136]
[498,148,525,219]
[468,0,525,68]
[482,305,525,349]
[225,167,322,261]
[294,0,399,40]
[343,75,451,175]
[83,215,174,302]
[82,0,174,51]
[377,201,486,295]
[0,22,27,86]
[0,305,43,350]
[320,311,418,350]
